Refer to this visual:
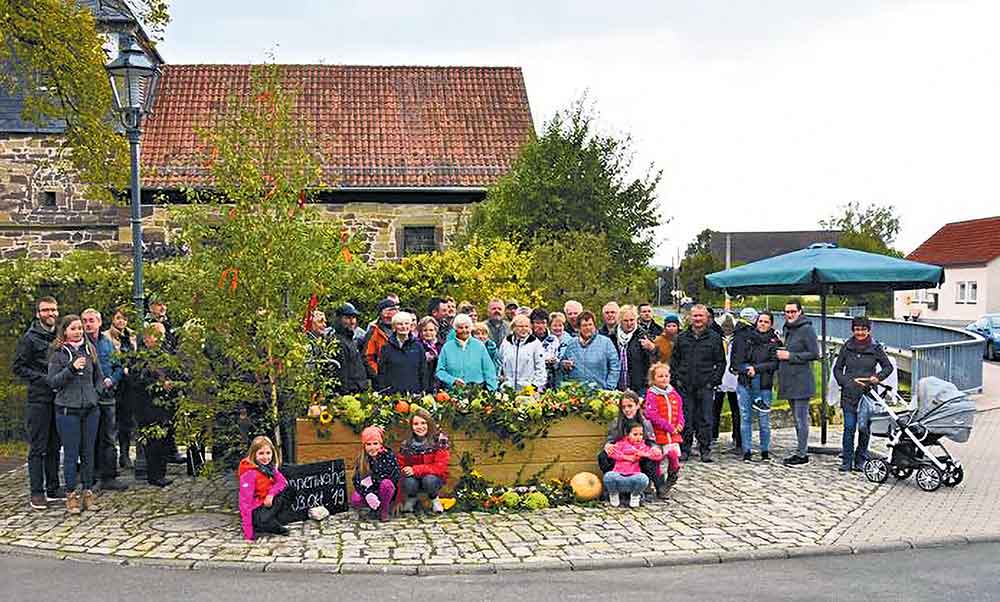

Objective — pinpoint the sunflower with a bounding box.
[318,410,334,425]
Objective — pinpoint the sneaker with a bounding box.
[665,471,678,490]
[431,498,444,513]
[851,466,863,473]
[82,490,98,511]
[308,506,330,521]
[701,451,714,463]
[752,398,772,413]
[743,451,753,462]
[402,497,418,513]
[609,492,621,507]
[838,465,851,473]
[30,495,47,510]
[782,455,809,466]
[629,493,641,508]
[66,491,81,515]
[271,525,290,536]
[45,488,67,501]
[148,478,173,488]
[760,451,770,462]
[99,479,129,492]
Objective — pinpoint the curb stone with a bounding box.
[2,533,1000,576]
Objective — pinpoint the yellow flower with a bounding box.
[318,410,333,425]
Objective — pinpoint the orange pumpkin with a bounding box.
[394,399,410,414]
[570,472,602,502]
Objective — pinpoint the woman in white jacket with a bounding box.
[499,315,547,392]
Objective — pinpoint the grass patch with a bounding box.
[0,440,27,457]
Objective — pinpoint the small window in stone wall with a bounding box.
[41,191,57,207]
[402,226,438,256]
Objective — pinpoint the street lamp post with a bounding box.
[106,34,160,327]
[106,34,160,481]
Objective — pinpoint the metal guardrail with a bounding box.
[773,314,986,395]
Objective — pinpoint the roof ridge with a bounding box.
[161,64,524,71]
[938,215,1000,227]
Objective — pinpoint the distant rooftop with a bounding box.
[906,216,1000,267]
[709,230,842,265]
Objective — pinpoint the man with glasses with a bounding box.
[776,300,820,466]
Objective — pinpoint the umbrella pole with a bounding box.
[820,292,828,445]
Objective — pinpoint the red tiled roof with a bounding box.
[906,216,1000,266]
[141,64,534,189]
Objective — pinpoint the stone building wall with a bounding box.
[1,134,476,261]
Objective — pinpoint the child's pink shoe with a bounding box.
[365,492,381,510]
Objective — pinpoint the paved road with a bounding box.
[2,543,998,601]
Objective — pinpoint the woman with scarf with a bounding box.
[416,316,442,391]
[833,316,893,472]
[611,305,657,394]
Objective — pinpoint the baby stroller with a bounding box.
[862,377,976,492]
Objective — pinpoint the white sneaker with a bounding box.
[629,493,641,508]
[402,497,418,513]
[431,497,444,513]
[609,492,621,507]
[308,506,330,521]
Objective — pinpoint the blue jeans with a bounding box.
[602,471,649,495]
[401,474,444,498]
[842,405,870,469]
[737,377,772,453]
[55,406,99,490]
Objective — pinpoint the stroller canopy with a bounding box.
[914,377,976,443]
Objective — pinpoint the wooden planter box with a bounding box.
[296,416,605,491]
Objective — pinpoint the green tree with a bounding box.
[677,229,723,305]
[0,0,170,202]
[164,65,351,458]
[465,99,663,272]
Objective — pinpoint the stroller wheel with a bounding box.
[915,465,943,492]
[943,464,964,487]
[863,458,889,484]
[890,466,913,480]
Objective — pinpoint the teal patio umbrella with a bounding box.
[705,243,945,444]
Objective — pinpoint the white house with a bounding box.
[894,216,1000,324]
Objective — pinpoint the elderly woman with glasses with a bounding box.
[832,316,893,473]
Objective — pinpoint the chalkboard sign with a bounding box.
[280,459,348,522]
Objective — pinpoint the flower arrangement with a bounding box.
[450,453,577,513]
[305,382,621,448]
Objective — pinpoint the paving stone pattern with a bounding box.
[0,426,888,568]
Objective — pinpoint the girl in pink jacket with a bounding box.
[604,421,663,508]
[644,362,684,495]
[238,436,291,540]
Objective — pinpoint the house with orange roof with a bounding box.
[894,216,1000,323]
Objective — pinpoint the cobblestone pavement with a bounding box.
[830,409,1000,546]
[0,427,888,570]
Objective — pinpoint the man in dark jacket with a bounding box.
[333,304,369,393]
[637,303,663,338]
[12,296,64,509]
[670,304,725,462]
[377,312,429,394]
[777,300,821,466]
[833,316,893,472]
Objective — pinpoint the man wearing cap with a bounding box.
[653,314,681,364]
[364,299,399,377]
[333,304,369,393]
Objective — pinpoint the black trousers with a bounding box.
[597,450,659,486]
[26,402,61,496]
[116,390,134,464]
[145,434,170,483]
[712,390,742,448]
[95,404,118,481]
[680,386,714,455]
[251,487,298,533]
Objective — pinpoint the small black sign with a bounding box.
[280,459,348,521]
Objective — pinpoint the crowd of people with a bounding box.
[16,291,893,524]
[13,296,185,513]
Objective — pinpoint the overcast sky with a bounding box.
[159,0,1000,265]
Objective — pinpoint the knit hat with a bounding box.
[664,314,681,326]
[739,307,759,323]
[361,425,384,444]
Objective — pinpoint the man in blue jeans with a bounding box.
[732,309,781,462]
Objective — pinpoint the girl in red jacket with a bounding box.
[397,408,450,513]
[644,362,684,495]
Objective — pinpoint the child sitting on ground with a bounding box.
[351,425,401,521]
[598,390,660,497]
[604,421,663,508]
[238,435,292,540]
[644,362,684,498]
[397,408,450,513]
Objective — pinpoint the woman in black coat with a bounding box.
[833,316,893,472]
[376,312,429,394]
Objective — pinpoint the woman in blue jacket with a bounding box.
[436,314,498,391]
[559,311,620,390]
